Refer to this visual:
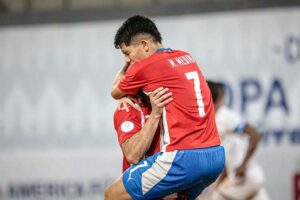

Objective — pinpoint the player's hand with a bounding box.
[118,96,141,112]
[235,163,247,178]
[149,87,173,117]
[122,61,131,73]
[113,62,131,85]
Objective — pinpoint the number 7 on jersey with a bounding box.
[185,71,206,117]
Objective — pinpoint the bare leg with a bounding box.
[162,192,188,200]
[104,175,132,200]
[104,176,187,200]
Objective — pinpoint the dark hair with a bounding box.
[137,89,151,109]
[114,15,162,48]
[207,80,224,103]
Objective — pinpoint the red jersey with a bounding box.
[113,104,161,172]
[118,50,220,152]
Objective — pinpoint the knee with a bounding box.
[104,186,113,200]
[104,177,128,200]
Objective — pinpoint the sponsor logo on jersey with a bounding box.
[121,121,134,133]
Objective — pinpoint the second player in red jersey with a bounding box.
[113,100,160,172]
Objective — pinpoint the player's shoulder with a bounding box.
[216,106,240,125]
[216,105,246,131]
[170,49,192,57]
[174,49,189,54]
[114,104,140,120]
[138,49,188,65]
[217,105,238,118]
[114,103,140,113]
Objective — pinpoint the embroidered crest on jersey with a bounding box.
[121,121,134,133]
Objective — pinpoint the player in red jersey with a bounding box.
[105,15,225,200]
[113,91,161,172]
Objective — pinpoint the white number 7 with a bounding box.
[185,71,205,117]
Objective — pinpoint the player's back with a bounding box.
[121,50,220,151]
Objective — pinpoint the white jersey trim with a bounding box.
[161,107,170,152]
[140,110,145,127]
[141,151,177,195]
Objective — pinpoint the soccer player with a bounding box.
[206,81,270,200]
[113,90,161,172]
[105,15,225,200]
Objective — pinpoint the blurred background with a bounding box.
[0,0,299,200]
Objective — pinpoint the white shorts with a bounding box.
[209,178,270,200]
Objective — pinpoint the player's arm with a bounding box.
[111,62,130,99]
[121,87,173,165]
[111,85,127,100]
[235,123,262,177]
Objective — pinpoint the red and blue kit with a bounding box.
[117,49,224,199]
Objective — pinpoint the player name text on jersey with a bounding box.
[168,54,195,68]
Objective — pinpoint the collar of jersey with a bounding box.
[156,48,172,53]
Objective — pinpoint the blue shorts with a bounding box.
[122,145,225,200]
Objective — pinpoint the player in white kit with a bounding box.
[206,81,270,200]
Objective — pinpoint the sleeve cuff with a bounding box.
[234,121,247,133]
